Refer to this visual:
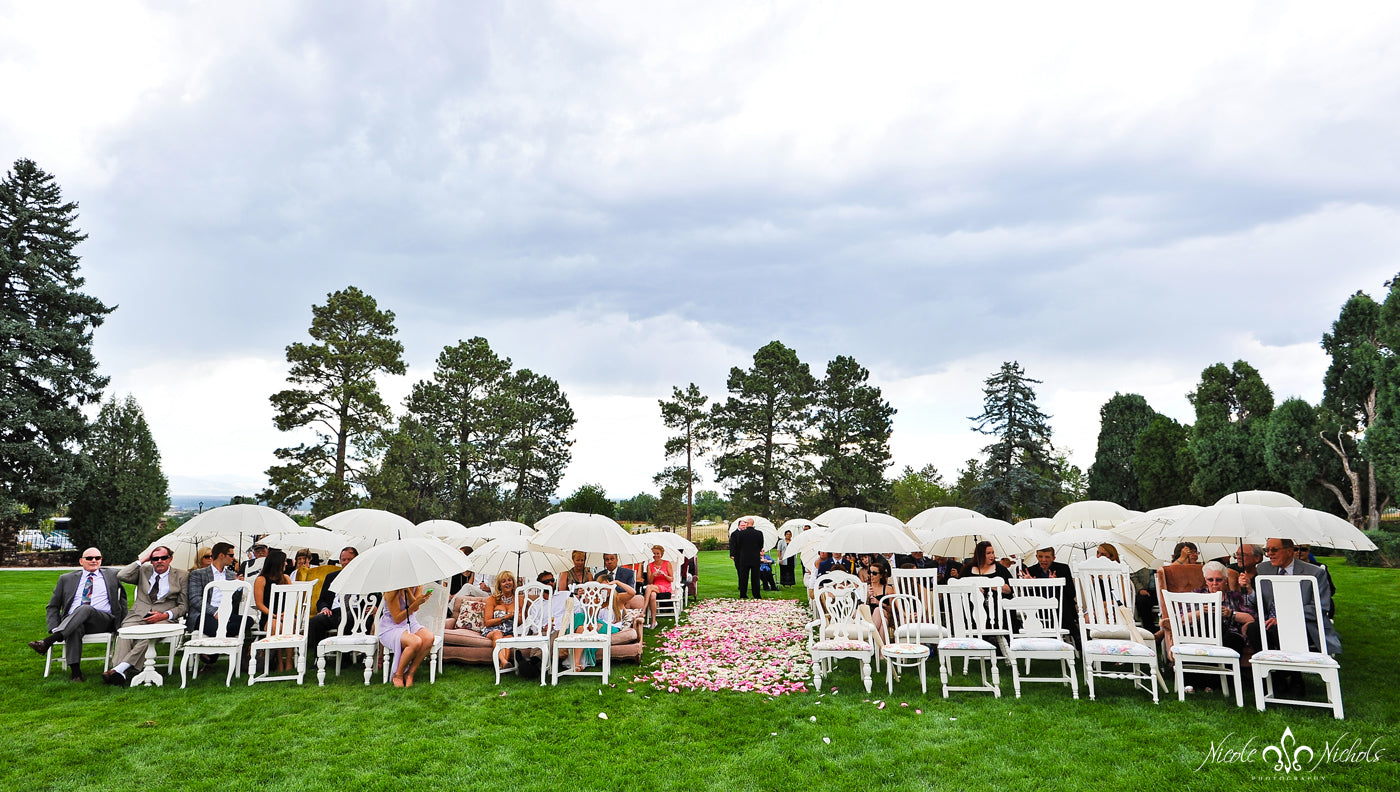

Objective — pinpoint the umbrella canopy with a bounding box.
[1044,528,1158,571]
[920,517,1052,559]
[170,504,302,539]
[1110,505,1233,562]
[466,535,571,584]
[1277,508,1377,551]
[1050,500,1138,532]
[417,519,472,547]
[460,520,535,549]
[906,507,983,531]
[319,509,423,545]
[1151,503,1376,551]
[1215,490,1304,508]
[261,527,351,556]
[329,537,470,595]
[639,531,700,559]
[777,519,814,541]
[1017,517,1054,532]
[529,512,650,566]
[815,522,919,555]
[729,516,779,550]
[141,532,236,569]
[781,526,832,560]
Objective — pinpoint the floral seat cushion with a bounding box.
[1082,639,1155,658]
[881,642,930,657]
[1251,650,1338,667]
[813,639,872,652]
[184,637,243,648]
[937,637,995,652]
[1010,637,1074,652]
[1172,642,1239,659]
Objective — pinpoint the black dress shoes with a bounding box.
[101,669,129,687]
[29,639,49,655]
[69,665,85,682]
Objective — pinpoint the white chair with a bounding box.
[1008,577,1072,642]
[936,579,1002,698]
[884,588,948,646]
[1161,590,1243,706]
[808,571,874,646]
[810,587,875,693]
[316,593,381,686]
[1002,582,1078,699]
[43,631,113,678]
[1251,575,1343,719]
[493,583,555,686]
[1073,560,1159,703]
[879,593,932,694]
[380,583,450,684]
[553,582,615,686]
[891,568,944,640]
[247,581,314,685]
[180,578,253,688]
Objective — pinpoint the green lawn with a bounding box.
[2,554,1396,791]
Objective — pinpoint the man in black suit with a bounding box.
[29,547,128,681]
[1020,546,1078,646]
[732,518,764,599]
[895,550,934,569]
[307,545,359,659]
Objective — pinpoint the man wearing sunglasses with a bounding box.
[103,545,189,686]
[29,548,128,681]
[1257,538,1340,656]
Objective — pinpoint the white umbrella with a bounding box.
[417,519,472,547]
[640,531,700,559]
[728,516,779,550]
[461,520,535,549]
[1050,500,1138,532]
[141,533,236,569]
[1111,505,1234,562]
[529,512,650,566]
[1151,503,1372,550]
[777,518,815,540]
[466,535,571,584]
[921,517,1052,559]
[815,522,919,555]
[906,506,983,531]
[329,537,470,595]
[167,503,304,559]
[261,527,350,556]
[781,525,832,560]
[1017,517,1055,532]
[319,508,424,546]
[1045,528,1158,572]
[1277,508,1377,551]
[1215,490,1304,508]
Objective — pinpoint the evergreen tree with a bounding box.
[67,395,168,564]
[0,158,114,553]
[363,416,449,524]
[1318,290,1393,528]
[889,464,952,521]
[710,341,816,520]
[1187,360,1276,503]
[969,362,1058,521]
[1361,274,1400,508]
[809,355,895,512]
[558,483,615,519]
[1086,393,1156,509]
[496,369,575,524]
[617,492,659,523]
[261,286,405,518]
[659,383,710,539]
[1133,414,1196,509]
[652,467,694,529]
[1264,398,1354,515]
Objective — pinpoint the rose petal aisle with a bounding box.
[634,598,811,695]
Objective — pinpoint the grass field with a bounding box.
[2,553,1396,791]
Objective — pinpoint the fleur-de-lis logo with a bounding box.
[1262,727,1314,773]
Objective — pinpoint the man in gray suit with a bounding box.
[601,553,645,609]
[186,541,242,638]
[1258,538,1341,656]
[29,547,128,681]
[102,545,189,687]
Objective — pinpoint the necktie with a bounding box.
[81,572,94,605]
[149,573,161,600]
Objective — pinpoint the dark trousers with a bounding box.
[307,609,341,657]
[52,606,115,666]
[759,567,778,590]
[196,592,245,637]
[780,559,796,586]
[737,563,761,599]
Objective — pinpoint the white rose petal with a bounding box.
[810,716,817,722]
[598,713,608,720]
[822,737,831,744]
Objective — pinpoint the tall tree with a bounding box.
[496,369,575,524]
[67,396,168,564]
[406,338,512,525]
[659,383,710,539]
[0,158,114,556]
[1187,360,1276,503]
[889,464,952,521]
[617,492,659,523]
[1362,274,1400,506]
[261,286,405,518]
[969,362,1058,521]
[1133,414,1196,509]
[652,467,695,529]
[559,483,615,519]
[710,341,816,520]
[1086,393,1156,509]
[1264,398,1354,515]
[1318,291,1392,528]
[363,416,449,524]
[809,355,895,512]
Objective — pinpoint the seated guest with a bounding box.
[252,548,293,671]
[239,542,269,576]
[191,547,213,573]
[815,552,835,575]
[103,546,188,687]
[483,571,518,668]
[1019,546,1077,642]
[961,540,1011,595]
[566,570,635,670]
[600,553,644,609]
[830,553,856,575]
[30,547,127,681]
[449,547,478,595]
[1096,543,1156,631]
[307,546,360,659]
[1171,541,1200,566]
[758,551,778,592]
[292,549,314,578]
[379,584,436,687]
[1182,561,1259,692]
[1231,543,1262,576]
[643,545,673,628]
[187,542,242,638]
[865,558,896,640]
[933,555,961,585]
[895,549,934,570]
[1258,538,1340,655]
[854,553,874,582]
[560,550,591,591]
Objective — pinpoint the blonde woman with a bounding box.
[483,571,519,667]
[561,550,590,591]
[643,544,673,629]
[379,584,436,687]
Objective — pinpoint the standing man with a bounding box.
[307,546,359,659]
[29,547,128,681]
[732,517,763,599]
[187,542,241,637]
[103,545,189,686]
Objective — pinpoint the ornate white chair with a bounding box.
[808,571,873,647]
[1161,590,1243,706]
[316,593,380,686]
[1251,575,1343,718]
[879,593,932,694]
[811,587,875,693]
[936,579,1002,698]
[1008,577,1073,642]
[1073,560,1159,703]
[1002,581,1078,699]
[43,631,113,678]
[247,581,315,685]
[553,582,615,685]
[180,578,253,688]
[493,583,555,686]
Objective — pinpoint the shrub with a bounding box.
[698,536,721,551]
[1345,531,1400,568]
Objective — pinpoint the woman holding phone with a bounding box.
[379,584,436,687]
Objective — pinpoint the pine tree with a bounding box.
[969,362,1058,521]
[659,383,709,539]
[0,158,114,556]
[67,396,168,564]
[809,355,895,512]
[1086,393,1156,509]
[1187,360,1276,503]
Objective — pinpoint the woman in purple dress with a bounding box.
[379,584,436,687]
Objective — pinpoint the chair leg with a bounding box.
[225,653,236,687]
[180,654,190,689]
[317,653,328,687]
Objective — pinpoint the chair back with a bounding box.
[1071,557,1134,639]
[1162,590,1224,647]
[1007,577,1066,638]
[197,578,253,637]
[940,578,1004,639]
[892,568,940,617]
[881,593,930,636]
[1256,574,1326,654]
[1009,577,1066,613]
[570,582,613,636]
[335,593,381,638]
[816,588,868,642]
[418,583,451,638]
[513,582,555,636]
[816,571,866,598]
[266,581,315,639]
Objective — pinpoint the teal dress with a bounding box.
[572,608,623,667]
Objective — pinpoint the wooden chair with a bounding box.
[248,581,315,685]
[1251,575,1343,719]
[493,583,555,686]
[180,578,253,687]
[316,593,381,686]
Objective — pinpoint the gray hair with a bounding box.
[1202,560,1228,576]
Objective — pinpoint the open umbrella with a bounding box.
[329,537,470,595]
[466,535,571,584]
[166,503,305,559]
[1110,505,1234,562]
[141,532,237,569]
[319,508,423,546]
[781,525,832,560]
[261,526,350,557]
[640,531,700,559]
[815,522,919,555]
[1049,500,1139,532]
[906,506,983,531]
[529,512,650,566]
[1215,490,1304,508]
[1152,503,1376,552]
[461,520,536,549]
[417,519,472,547]
[728,516,779,550]
[920,517,1052,559]
[1045,528,1158,571]
[1277,508,1377,551]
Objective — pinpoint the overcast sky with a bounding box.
[5,1,1399,504]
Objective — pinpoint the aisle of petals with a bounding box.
[634,598,811,695]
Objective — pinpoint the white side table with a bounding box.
[116,623,186,687]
